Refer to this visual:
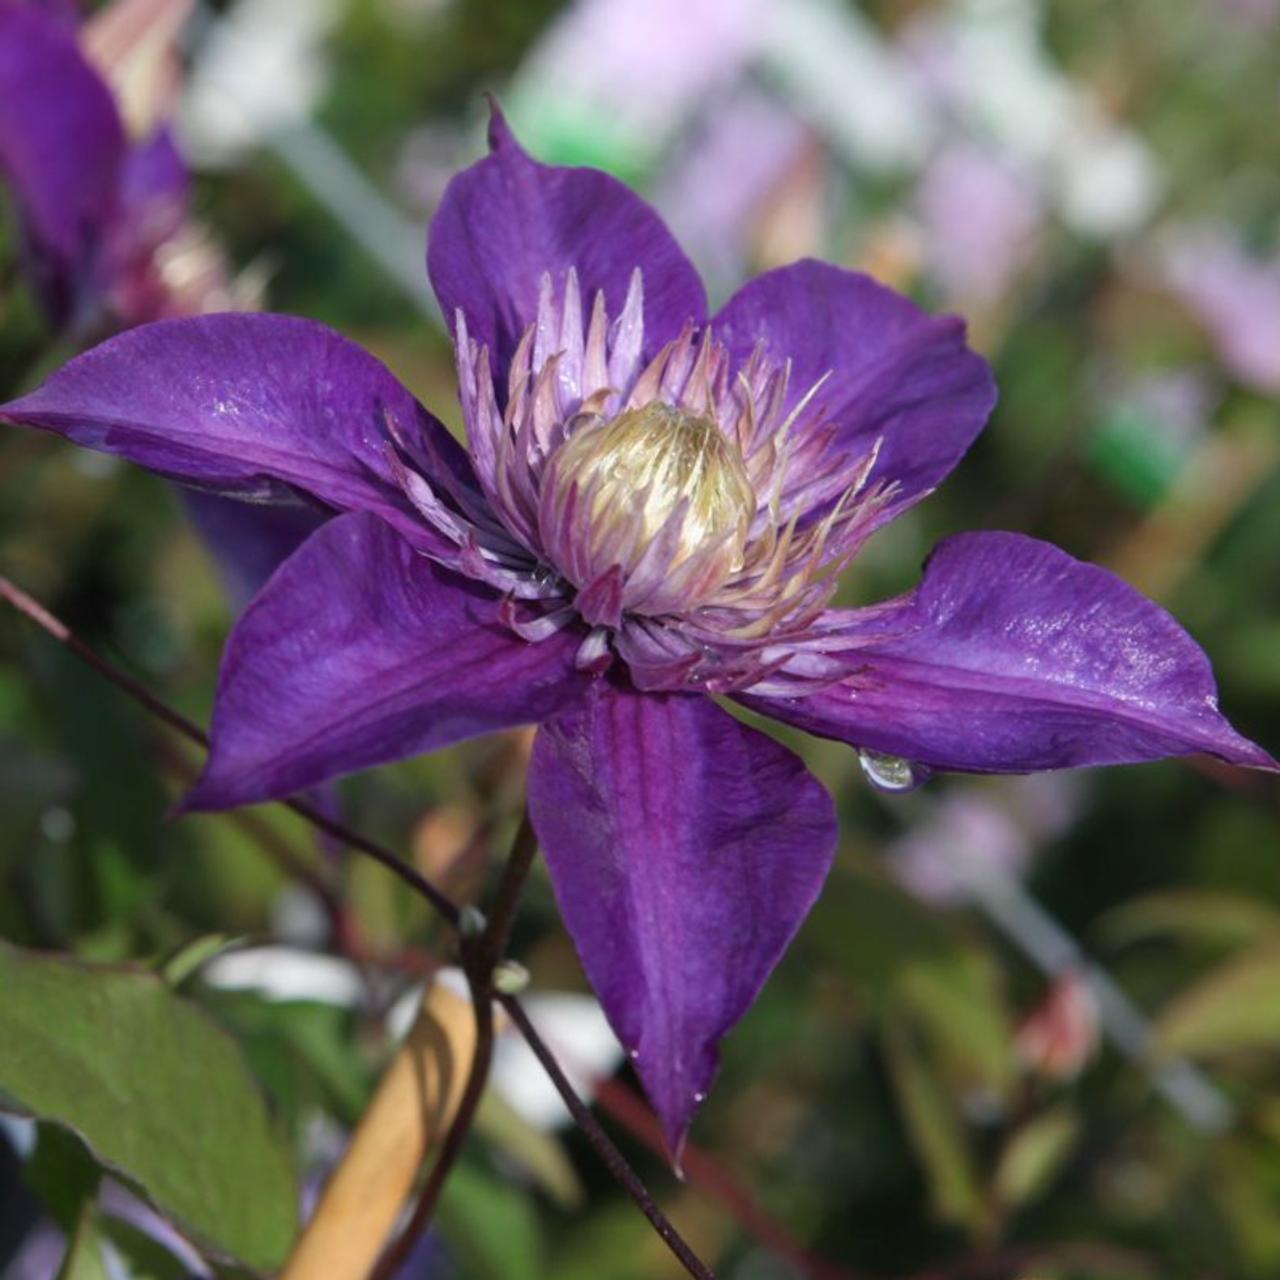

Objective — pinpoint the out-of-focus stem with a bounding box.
[280,981,477,1280]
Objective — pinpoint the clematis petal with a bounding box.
[745,532,1275,774]
[178,490,329,610]
[528,681,837,1158]
[428,106,707,383]
[115,126,189,246]
[1,313,472,553]
[0,2,125,321]
[712,259,996,524]
[184,511,592,810]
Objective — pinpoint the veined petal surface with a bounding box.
[713,259,996,525]
[745,532,1275,774]
[1,313,471,552]
[528,682,837,1158]
[428,108,706,383]
[185,511,593,810]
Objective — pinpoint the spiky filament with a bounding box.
[393,269,893,691]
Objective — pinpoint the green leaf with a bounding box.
[807,866,958,987]
[0,941,298,1270]
[99,1217,192,1280]
[811,867,1016,1099]
[1154,944,1280,1059]
[160,934,239,988]
[24,1124,101,1231]
[475,1090,583,1209]
[881,1016,984,1231]
[1100,890,1280,951]
[897,945,1016,1100]
[993,1107,1080,1210]
[56,1203,109,1280]
[438,1160,543,1280]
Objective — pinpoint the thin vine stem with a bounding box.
[497,992,717,1280]
[0,569,715,1280]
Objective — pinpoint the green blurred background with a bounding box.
[3,1,1280,1277]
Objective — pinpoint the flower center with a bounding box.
[542,402,757,618]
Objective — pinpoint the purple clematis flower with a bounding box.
[0,0,323,604]
[2,110,1272,1156]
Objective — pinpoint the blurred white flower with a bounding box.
[203,947,624,1131]
[180,0,341,167]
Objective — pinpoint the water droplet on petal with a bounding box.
[693,1091,706,1103]
[858,749,920,793]
[629,1048,640,1060]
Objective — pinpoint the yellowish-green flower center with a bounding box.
[555,403,756,577]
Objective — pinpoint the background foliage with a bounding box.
[2,0,1280,1277]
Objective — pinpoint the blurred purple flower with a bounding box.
[1162,230,1280,395]
[1218,0,1280,25]
[917,141,1043,307]
[3,110,1272,1157]
[0,0,247,332]
[889,774,1080,906]
[654,86,810,286]
[518,0,762,146]
[0,0,323,603]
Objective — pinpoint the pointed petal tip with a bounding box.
[666,1135,688,1181]
[484,94,516,153]
[1210,736,1280,774]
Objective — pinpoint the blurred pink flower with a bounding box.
[1163,231,1280,395]
[889,774,1081,906]
[1016,970,1100,1082]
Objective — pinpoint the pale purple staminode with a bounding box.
[3,109,1272,1158]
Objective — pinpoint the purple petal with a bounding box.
[185,511,591,810]
[178,489,329,610]
[427,106,706,383]
[0,2,124,321]
[528,682,837,1157]
[1,313,471,553]
[712,259,996,523]
[115,126,190,246]
[746,532,1275,774]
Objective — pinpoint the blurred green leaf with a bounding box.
[881,1016,984,1232]
[807,866,958,986]
[1205,1139,1280,1275]
[24,1124,100,1232]
[812,867,1015,1099]
[1154,944,1280,1058]
[160,934,239,987]
[0,941,297,1270]
[99,1217,192,1280]
[993,1107,1080,1211]
[897,946,1016,1101]
[198,989,370,1127]
[1101,890,1280,951]
[438,1159,543,1280]
[56,1203,108,1280]
[475,1089,583,1209]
